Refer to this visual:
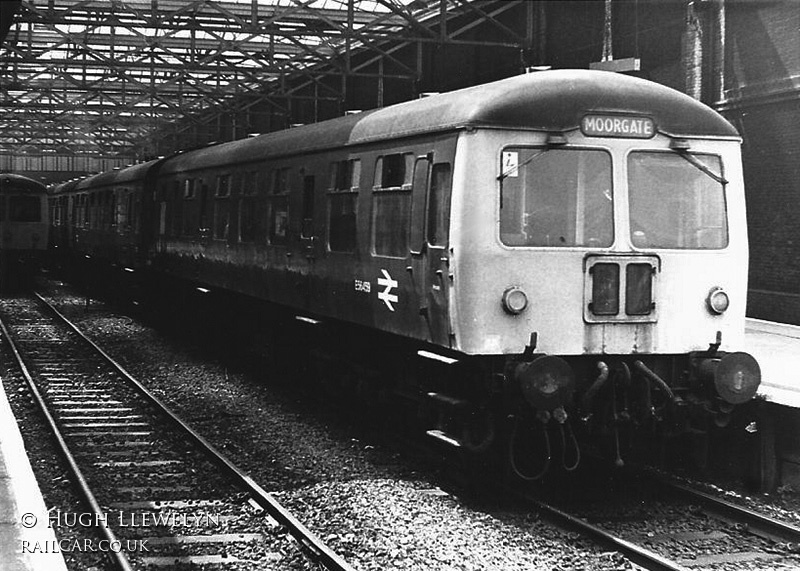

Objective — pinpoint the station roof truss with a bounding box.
[0,0,530,162]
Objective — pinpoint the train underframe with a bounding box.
[415,346,761,480]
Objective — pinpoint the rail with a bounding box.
[1,291,356,571]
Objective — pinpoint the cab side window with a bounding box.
[427,163,451,246]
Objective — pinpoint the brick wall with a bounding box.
[722,2,800,323]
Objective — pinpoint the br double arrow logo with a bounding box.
[377,269,398,312]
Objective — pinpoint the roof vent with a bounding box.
[589,57,640,73]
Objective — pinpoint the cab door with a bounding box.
[410,155,453,347]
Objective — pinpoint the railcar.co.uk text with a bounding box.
[19,510,221,554]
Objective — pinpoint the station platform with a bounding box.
[745,318,800,408]
[0,379,68,571]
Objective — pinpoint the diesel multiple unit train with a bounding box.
[0,173,49,291]
[48,70,761,476]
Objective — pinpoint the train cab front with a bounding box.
[499,205,762,477]
[451,108,761,479]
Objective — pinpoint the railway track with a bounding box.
[0,293,355,571]
[5,287,800,571]
[514,470,800,571]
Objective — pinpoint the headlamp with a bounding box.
[706,287,729,315]
[502,286,528,315]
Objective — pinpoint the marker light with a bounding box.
[502,286,528,315]
[706,287,730,314]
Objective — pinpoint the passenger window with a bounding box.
[184,179,196,199]
[375,153,413,189]
[170,181,181,236]
[102,191,111,230]
[239,171,262,243]
[83,194,90,228]
[330,159,361,192]
[372,153,413,257]
[181,178,200,237]
[427,163,451,246]
[88,193,97,228]
[268,167,290,245]
[117,192,128,229]
[328,159,360,253]
[214,174,230,240]
[301,175,315,239]
[94,192,102,230]
[216,174,230,197]
[99,193,106,230]
[127,192,136,230]
[199,183,210,234]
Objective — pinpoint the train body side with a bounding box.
[53,161,158,268]
[150,132,458,347]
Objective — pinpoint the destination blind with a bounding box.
[581,115,655,139]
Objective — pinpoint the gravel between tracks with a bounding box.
[25,280,800,571]
[33,283,634,571]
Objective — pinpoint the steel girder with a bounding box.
[1,0,530,164]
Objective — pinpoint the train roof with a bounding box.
[48,179,80,195]
[0,173,47,194]
[348,69,739,141]
[161,69,739,174]
[71,159,162,192]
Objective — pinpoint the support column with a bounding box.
[711,0,726,104]
[682,0,703,100]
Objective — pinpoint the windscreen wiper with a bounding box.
[673,149,728,185]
